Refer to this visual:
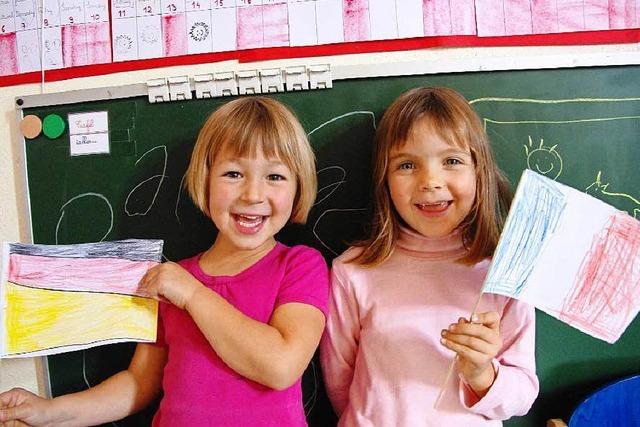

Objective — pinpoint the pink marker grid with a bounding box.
[477,0,640,36]
[423,0,476,36]
[163,14,187,56]
[343,0,370,42]
[4,0,640,75]
[0,33,18,75]
[0,0,111,77]
[236,4,289,50]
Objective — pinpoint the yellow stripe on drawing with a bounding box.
[4,282,158,355]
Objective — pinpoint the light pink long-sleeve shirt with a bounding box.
[320,227,538,426]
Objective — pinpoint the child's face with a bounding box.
[386,118,476,238]
[207,147,297,252]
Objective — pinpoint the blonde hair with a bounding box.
[185,96,317,224]
[352,87,512,266]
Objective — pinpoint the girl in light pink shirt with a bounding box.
[0,97,328,427]
[320,87,539,426]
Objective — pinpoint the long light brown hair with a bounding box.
[351,87,512,266]
[185,96,317,224]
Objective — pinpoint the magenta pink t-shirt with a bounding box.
[152,243,329,427]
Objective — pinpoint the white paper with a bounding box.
[85,0,108,22]
[14,0,38,30]
[396,0,423,38]
[136,14,161,58]
[0,0,14,24]
[42,0,60,27]
[112,16,137,60]
[211,6,235,51]
[59,0,85,25]
[137,0,161,17]
[42,25,62,69]
[112,0,136,19]
[186,9,212,53]
[288,1,316,46]
[70,132,110,156]
[369,0,397,40]
[483,170,640,343]
[212,0,236,7]
[315,0,342,44]
[68,111,109,135]
[16,28,40,72]
[185,0,209,12]
[161,0,185,14]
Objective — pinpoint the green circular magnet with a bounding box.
[42,114,66,139]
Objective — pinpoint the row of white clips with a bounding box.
[146,64,332,103]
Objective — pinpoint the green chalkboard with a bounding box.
[21,65,640,426]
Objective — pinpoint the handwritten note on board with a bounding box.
[0,239,162,358]
[68,110,110,156]
[483,170,640,343]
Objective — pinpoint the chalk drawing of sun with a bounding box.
[524,136,563,180]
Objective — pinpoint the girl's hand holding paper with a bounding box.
[138,262,202,310]
[440,311,502,397]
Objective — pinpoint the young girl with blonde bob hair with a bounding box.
[321,87,538,426]
[0,97,329,427]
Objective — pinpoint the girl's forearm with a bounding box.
[48,344,164,427]
[46,370,151,427]
[185,286,321,390]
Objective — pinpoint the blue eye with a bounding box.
[398,162,415,170]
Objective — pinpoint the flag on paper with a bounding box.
[483,170,640,344]
[0,239,163,357]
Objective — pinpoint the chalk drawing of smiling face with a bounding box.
[524,136,563,180]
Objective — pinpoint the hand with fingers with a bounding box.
[138,262,203,310]
[0,387,53,426]
[440,311,503,397]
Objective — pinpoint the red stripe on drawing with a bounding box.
[8,253,156,297]
[560,213,640,343]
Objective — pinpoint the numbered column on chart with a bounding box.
[112,0,138,60]
[1,0,109,76]
[185,0,212,54]
[211,0,235,52]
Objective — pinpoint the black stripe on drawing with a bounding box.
[9,239,164,262]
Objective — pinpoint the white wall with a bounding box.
[1,42,638,396]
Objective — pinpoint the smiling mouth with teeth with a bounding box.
[234,214,266,227]
[417,201,450,208]
[415,201,451,214]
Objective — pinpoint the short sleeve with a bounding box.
[275,246,329,318]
